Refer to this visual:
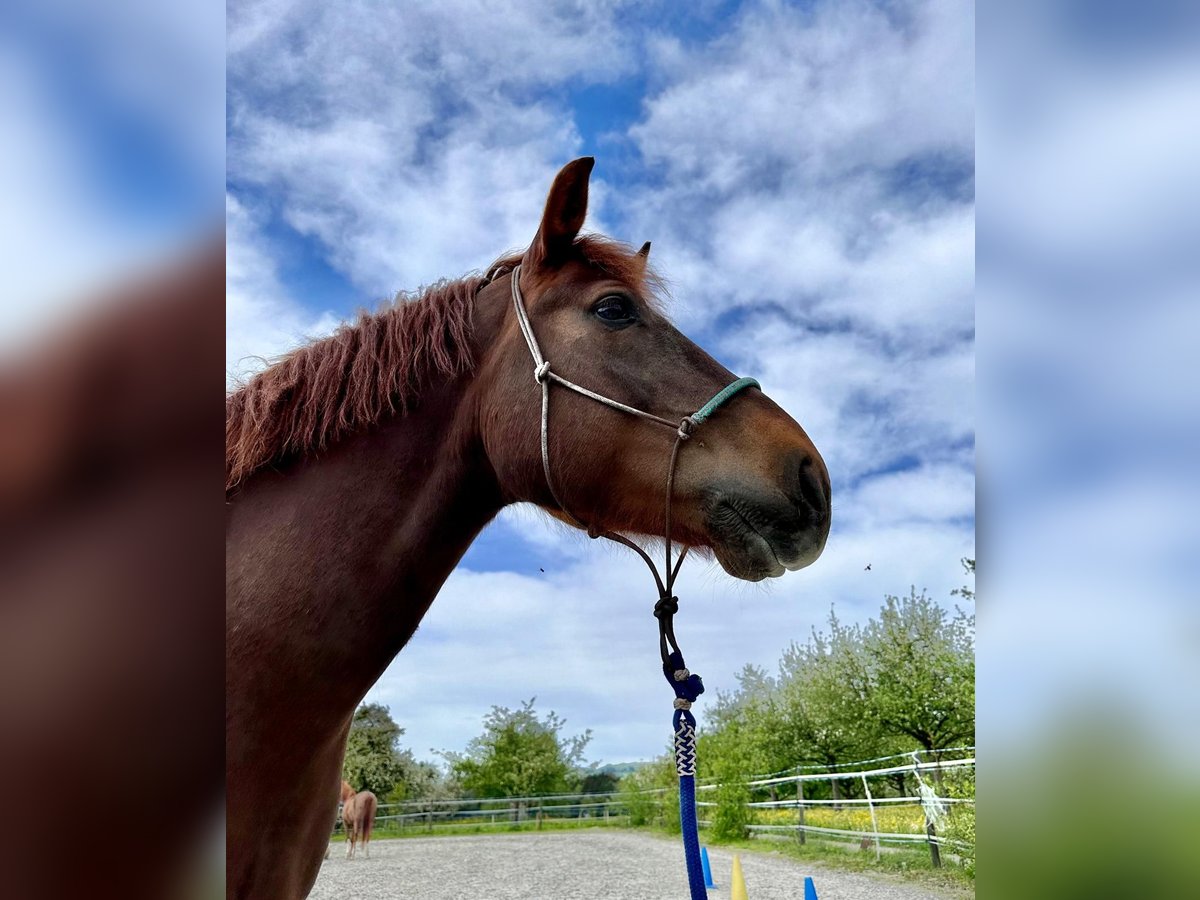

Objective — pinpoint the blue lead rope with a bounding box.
[663,649,707,899]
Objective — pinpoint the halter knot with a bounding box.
[677,416,697,440]
[534,361,551,383]
[653,595,680,620]
[663,650,705,703]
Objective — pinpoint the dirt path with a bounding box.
[309,830,967,899]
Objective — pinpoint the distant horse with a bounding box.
[226,158,830,899]
[338,780,377,860]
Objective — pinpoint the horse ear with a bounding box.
[526,157,594,271]
[632,241,651,277]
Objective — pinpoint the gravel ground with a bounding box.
[308,830,963,900]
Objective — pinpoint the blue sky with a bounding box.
[226,0,975,765]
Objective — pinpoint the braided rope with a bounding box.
[675,709,707,899]
[674,710,698,777]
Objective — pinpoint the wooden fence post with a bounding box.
[926,819,942,868]
[795,777,806,846]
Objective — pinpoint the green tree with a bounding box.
[704,664,785,778]
[717,610,896,806]
[774,610,892,774]
[579,767,620,794]
[342,703,414,798]
[855,588,975,754]
[619,756,677,829]
[439,697,591,799]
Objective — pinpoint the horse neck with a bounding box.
[226,367,504,726]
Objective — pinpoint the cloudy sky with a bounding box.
[226,0,975,766]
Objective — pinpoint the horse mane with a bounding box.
[226,235,662,492]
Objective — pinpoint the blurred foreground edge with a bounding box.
[0,238,225,900]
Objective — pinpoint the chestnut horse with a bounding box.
[226,158,830,899]
[338,780,377,860]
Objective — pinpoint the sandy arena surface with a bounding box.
[308,830,967,900]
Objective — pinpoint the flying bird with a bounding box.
[864,564,871,571]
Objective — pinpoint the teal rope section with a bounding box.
[691,377,759,423]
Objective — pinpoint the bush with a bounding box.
[619,757,676,829]
[939,767,976,876]
[709,751,752,841]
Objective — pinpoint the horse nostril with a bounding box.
[795,455,828,520]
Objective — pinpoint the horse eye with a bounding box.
[594,296,635,324]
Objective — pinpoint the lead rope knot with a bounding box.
[534,361,551,383]
[677,416,697,440]
[653,594,680,620]
[662,649,704,705]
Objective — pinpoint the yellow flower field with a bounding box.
[754,803,928,835]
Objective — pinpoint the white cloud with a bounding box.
[635,0,972,184]
[624,0,974,334]
[716,316,973,485]
[227,0,643,296]
[225,193,340,384]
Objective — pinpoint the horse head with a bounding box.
[472,158,830,582]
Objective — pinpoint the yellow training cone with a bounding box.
[730,853,748,900]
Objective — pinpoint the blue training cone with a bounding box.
[701,846,716,888]
[803,875,818,899]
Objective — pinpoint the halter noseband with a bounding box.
[508,264,758,663]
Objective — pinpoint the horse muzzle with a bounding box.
[703,474,830,582]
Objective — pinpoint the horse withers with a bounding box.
[226,157,830,899]
[338,781,377,860]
